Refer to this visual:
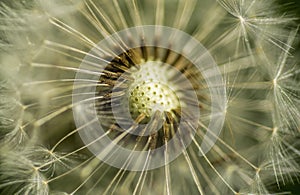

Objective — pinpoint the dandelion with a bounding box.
[0,146,49,195]
[0,0,299,194]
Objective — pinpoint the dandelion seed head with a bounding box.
[0,0,299,194]
[72,25,226,170]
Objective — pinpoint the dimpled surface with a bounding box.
[128,61,180,118]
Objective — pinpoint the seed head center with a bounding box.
[128,61,180,118]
